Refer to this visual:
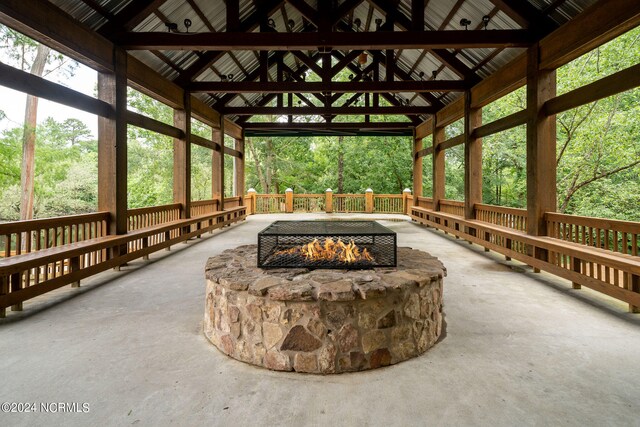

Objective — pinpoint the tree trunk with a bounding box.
[337,136,344,193]
[20,43,50,220]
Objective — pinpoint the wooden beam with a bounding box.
[464,91,482,220]
[98,0,166,33]
[472,109,527,138]
[438,134,465,151]
[416,146,433,158]
[471,53,527,109]
[174,93,192,219]
[242,122,414,130]
[191,134,219,151]
[98,48,127,236]
[544,63,640,116]
[413,133,423,197]
[213,118,225,210]
[0,61,112,117]
[330,50,362,77]
[433,120,445,211]
[487,0,557,32]
[126,111,184,139]
[226,0,240,31]
[223,119,243,140]
[116,30,534,50]
[540,0,640,70]
[222,106,436,115]
[286,0,319,27]
[527,44,557,236]
[436,97,464,127]
[0,0,113,72]
[190,80,466,93]
[224,146,243,158]
[333,0,365,25]
[234,134,245,198]
[412,0,425,31]
[416,117,433,139]
[291,51,323,75]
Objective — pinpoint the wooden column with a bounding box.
[413,131,423,204]
[432,120,445,211]
[365,189,374,213]
[527,43,557,272]
[464,90,482,220]
[234,133,245,201]
[213,118,225,211]
[527,44,557,235]
[325,189,333,213]
[98,47,127,236]
[173,92,191,219]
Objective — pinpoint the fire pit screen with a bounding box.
[257,220,397,269]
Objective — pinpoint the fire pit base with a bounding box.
[204,245,445,374]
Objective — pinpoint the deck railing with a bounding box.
[293,194,325,212]
[475,203,527,232]
[246,190,412,214]
[410,202,640,313]
[415,196,433,210]
[546,212,639,257]
[1,203,247,317]
[439,199,465,216]
[0,212,110,259]
[190,199,220,217]
[223,196,242,208]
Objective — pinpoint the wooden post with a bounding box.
[325,188,333,213]
[403,188,412,215]
[285,188,294,213]
[433,121,445,212]
[527,43,557,272]
[413,131,423,207]
[630,275,639,313]
[246,188,256,214]
[464,90,482,220]
[234,132,245,203]
[98,47,127,237]
[1,275,8,318]
[365,188,374,213]
[173,92,191,220]
[213,117,225,211]
[571,256,582,289]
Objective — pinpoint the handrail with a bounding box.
[475,203,527,232]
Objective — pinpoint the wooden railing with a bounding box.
[224,196,242,208]
[415,196,433,210]
[1,205,247,317]
[374,194,403,213]
[255,194,286,213]
[190,199,220,217]
[475,203,527,232]
[333,194,366,212]
[546,212,639,257]
[439,199,465,216]
[293,194,325,212]
[0,212,110,259]
[410,205,640,313]
[127,203,182,232]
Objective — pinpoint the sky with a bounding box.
[0,62,99,136]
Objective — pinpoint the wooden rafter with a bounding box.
[222,106,436,115]
[115,30,533,50]
[98,0,166,34]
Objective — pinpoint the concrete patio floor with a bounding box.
[1,214,639,426]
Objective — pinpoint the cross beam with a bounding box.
[222,106,436,115]
[189,80,467,93]
[115,30,533,50]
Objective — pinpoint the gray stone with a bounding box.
[315,280,356,301]
[354,281,387,299]
[249,276,288,296]
[268,283,314,301]
[318,343,337,374]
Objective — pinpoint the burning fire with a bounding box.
[275,238,374,264]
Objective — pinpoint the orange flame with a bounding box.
[275,238,374,264]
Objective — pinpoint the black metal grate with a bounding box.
[258,220,397,269]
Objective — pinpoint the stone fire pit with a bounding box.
[204,245,445,374]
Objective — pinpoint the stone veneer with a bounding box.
[204,245,446,374]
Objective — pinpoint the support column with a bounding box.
[432,120,445,211]
[234,132,245,202]
[464,90,482,220]
[213,118,225,211]
[98,47,128,236]
[365,188,374,213]
[527,43,557,271]
[413,130,423,207]
[173,92,191,219]
[325,189,333,213]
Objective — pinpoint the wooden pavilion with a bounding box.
[0,0,639,317]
